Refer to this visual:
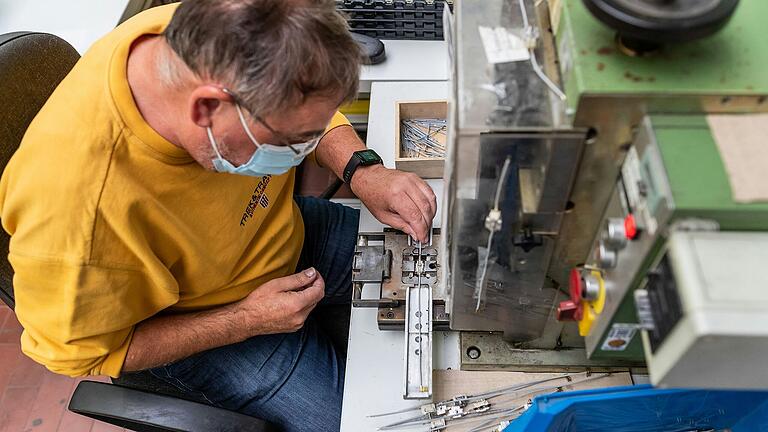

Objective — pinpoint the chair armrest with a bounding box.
[68,380,278,432]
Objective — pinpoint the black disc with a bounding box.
[583,0,740,45]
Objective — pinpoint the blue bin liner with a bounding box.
[504,384,768,432]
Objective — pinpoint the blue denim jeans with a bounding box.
[148,196,359,432]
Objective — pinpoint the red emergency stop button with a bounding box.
[556,299,583,321]
[624,214,638,240]
[569,268,583,301]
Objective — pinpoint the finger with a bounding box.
[406,186,436,233]
[397,194,429,243]
[295,273,325,306]
[376,211,417,239]
[274,268,318,292]
[413,178,438,220]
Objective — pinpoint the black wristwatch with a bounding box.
[343,149,383,183]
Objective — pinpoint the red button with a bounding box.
[557,299,583,321]
[624,214,638,240]
[569,268,583,302]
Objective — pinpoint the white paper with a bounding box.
[707,113,768,203]
[478,26,530,64]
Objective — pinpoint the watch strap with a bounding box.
[343,149,382,183]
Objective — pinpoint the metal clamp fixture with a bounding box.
[351,233,397,308]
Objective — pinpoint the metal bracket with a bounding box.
[352,234,397,308]
[404,283,432,399]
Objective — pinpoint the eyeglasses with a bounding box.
[222,88,323,157]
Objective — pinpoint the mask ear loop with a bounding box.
[233,103,263,149]
[206,126,226,161]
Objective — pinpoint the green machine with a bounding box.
[547,0,768,376]
[548,0,768,348]
[450,0,768,385]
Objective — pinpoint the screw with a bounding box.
[466,346,481,360]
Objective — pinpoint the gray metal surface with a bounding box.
[351,233,397,308]
[460,332,644,371]
[583,118,675,356]
[546,91,768,297]
[404,284,433,399]
[403,235,438,399]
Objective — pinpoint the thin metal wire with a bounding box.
[402,119,448,158]
[377,373,612,431]
[517,0,567,101]
[476,157,512,311]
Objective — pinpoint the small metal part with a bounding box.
[377,301,449,330]
[466,346,482,360]
[351,236,397,307]
[352,244,393,283]
[581,273,601,301]
[429,418,446,431]
[604,217,628,249]
[421,403,437,416]
[597,241,618,269]
[484,209,503,232]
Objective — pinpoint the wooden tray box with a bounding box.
[394,100,447,179]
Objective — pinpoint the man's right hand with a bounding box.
[237,268,325,335]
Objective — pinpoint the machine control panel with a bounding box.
[557,119,677,359]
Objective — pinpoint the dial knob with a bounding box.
[604,218,628,250]
[597,241,618,269]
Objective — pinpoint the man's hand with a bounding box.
[350,164,437,243]
[124,269,325,372]
[237,268,325,335]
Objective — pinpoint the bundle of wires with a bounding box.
[401,118,447,158]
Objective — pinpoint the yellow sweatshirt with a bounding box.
[0,4,350,377]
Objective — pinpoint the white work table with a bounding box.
[359,40,449,93]
[340,81,457,431]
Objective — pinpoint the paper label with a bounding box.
[601,323,637,351]
[478,26,530,64]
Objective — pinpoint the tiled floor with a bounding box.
[0,305,126,432]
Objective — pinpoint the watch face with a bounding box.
[358,150,380,164]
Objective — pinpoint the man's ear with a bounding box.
[189,85,233,128]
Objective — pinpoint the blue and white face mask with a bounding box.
[207,102,321,177]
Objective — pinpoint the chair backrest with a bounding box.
[0,32,80,309]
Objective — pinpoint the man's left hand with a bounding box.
[350,164,437,243]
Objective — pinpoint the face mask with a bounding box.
[207,103,320,177]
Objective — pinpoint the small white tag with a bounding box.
[601,323,638,351]
[478,26,530,64]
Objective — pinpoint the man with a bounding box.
[0,1,436,430]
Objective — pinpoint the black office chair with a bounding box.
[0,31,278,432]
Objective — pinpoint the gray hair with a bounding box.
[162,0,361,116]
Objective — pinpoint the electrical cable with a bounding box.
[475,157,512,311]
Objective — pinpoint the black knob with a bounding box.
[583,0,740,53]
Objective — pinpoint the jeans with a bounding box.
[147,196,359,432]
